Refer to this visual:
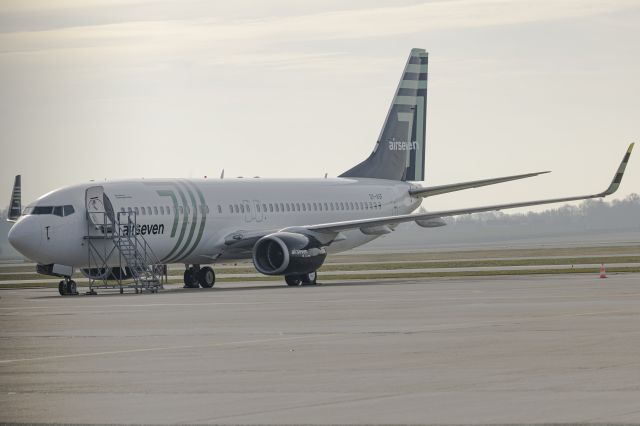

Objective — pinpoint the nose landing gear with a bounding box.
[58,277,78,296]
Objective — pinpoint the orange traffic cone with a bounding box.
[599,264,607,279]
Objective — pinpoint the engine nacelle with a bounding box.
[80,267,133,280]
[252,232,327,275]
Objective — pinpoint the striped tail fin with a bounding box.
[340,48,428,181]
[8,175,21,221]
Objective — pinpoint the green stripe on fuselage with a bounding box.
[180,180,207,261]
[155,190,179,237]
[166,180,198,263]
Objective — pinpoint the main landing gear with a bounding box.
[58,277,78,296]
[285,271,318,286]
[183,265,216,289]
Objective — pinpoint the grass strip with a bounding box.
[2,266,638,289]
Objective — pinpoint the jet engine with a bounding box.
[252,232,327,275]
[80,267,133,280]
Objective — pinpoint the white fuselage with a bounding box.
[9,177,421,268]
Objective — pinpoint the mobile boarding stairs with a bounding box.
[84,186,165,294]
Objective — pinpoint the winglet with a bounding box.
[7,175,21,222]
[600,143,634,197]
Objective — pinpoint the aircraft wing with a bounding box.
[409,171,550,198]
[223,143,633,248]
[305,143,634,234]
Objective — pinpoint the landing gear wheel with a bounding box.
[58,280,65,296]
[285,275,302,286]
[68,280,77,295]
[197,267,215,288]
[301,271,317,285]
[183,268,198,288]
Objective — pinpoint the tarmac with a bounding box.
[1,273,640,424]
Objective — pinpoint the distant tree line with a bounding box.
[446,193,640,230]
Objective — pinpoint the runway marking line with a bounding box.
[0,333,342,365]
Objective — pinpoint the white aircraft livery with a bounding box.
[6,48,635,295]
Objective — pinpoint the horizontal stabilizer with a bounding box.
[409,171,550,198]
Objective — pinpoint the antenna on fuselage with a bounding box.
[220,169,225,180]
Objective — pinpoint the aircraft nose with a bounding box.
[8,216,42,260]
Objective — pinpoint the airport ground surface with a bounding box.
[1,269,640,424]
[1,244,639,288]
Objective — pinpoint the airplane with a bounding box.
[6,48,634,296]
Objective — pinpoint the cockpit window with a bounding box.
[23,204,75,217]
[33,206,53,215]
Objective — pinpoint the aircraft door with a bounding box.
[86,186,115,234]
[253,200,264,222]
[242,199,252,223]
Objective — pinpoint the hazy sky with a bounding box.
[1,0,638,214]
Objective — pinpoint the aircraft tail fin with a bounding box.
[340,48,428,181]
[7,175,21,222]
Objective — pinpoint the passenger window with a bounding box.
[279,203,284,212]
[285,203,290,212]
[324,202,328,211]
[63,205,75,216]
[269,203,274,212]
[306,203,311,211]
[160,206,164,215]
[330,202,334,210]
[275,204,280,213]
[218,205,222,214]
[257,204,261,213]
[340,202,344,210]
[262,203,267,212]
[240,204,245,213]
[154,206,158,215]
[53,206,63,217]
[134,207,139,215]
